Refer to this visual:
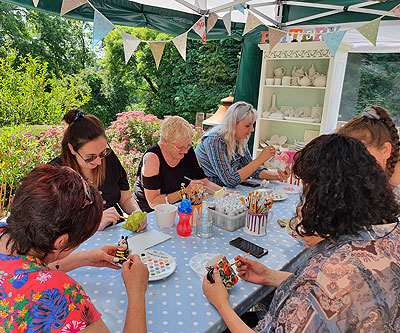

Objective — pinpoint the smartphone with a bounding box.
[241,179,261,187]
[229,237,268,258]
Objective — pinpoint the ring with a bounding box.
[270,147,273,150]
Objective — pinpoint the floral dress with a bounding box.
[255,223,400,333]
[0,254,101,332]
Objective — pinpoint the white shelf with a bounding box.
[263,85,326,90]
[259,118,321,126]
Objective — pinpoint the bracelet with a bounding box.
[165,194,170,204]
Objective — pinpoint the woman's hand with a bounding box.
[235,255,269,284]
[122,254,149,297]
[98,207,120,230]
[202,270,229,311]
[84,245,121,270]
[277,165,291,181]
[258,146,276,164]
[135,215,147,232]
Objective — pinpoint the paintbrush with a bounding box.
[228,253,250,268]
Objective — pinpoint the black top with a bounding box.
[49,152,129,215]
[133,144,206,212]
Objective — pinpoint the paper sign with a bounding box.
[93,10,114,47]
[268,26,287,50]
[121,32,141,64]
[172,32,188,61]
[356,16,382,47]
[149,41,166,69]
[243,12,263,36]
[222,11,232,36]
[60,0,87,16]
[128,229,172,254]
[207,12,218,33]
[322,30,346,56]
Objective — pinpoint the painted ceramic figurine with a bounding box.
[115,236,131,264]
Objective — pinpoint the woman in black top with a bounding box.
[50,109,146,231]
[134,116,222,212]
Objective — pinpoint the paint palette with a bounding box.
[254,189,288,201]
[139,250,176,281]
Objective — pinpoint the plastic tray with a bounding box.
[208,207,246,231]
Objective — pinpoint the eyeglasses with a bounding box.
[172,143,192,153]
[76,143,112,163]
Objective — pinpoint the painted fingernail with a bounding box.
[113,257,119,262]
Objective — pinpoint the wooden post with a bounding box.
[195,112,205,129]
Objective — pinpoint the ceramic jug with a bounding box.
[308,64,316,78]
[311,105,323,118]
[273,67,286,78]
[291,66,304,78]
[313,74,327,87]
[299,75,311,86]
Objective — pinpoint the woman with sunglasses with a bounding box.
[50,109,146,231]
[134,116,222,212]
[195,101,290,188]
[0,165,148,332]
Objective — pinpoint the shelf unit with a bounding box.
[253,41,351,158]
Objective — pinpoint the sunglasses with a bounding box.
[172,143,192,153]
[76,143,112,163]
[61,166,94,209]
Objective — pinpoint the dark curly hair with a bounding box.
[337,105,400,178]
[1,165,103,260]
[293,134,399,240]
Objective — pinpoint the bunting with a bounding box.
[207,12,218,33]
[390,4,400,18]
[60,0,87,17]
[192,16,207,42]
[172,32,188,61]
[149,41,166,69]
[243,12,263,36]
[92,10,114,47]
[268,26,287,51]
[121,32,141,64]
[356,16,382,46]
[234,4,245,15]
[322,31,346,56]
[32,0,39,7]
[222,12,232,36]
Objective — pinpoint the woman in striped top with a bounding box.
[195,102,290,187]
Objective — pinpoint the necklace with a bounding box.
[85,177,95,185]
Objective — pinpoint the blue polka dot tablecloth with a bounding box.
[71,182,305,333]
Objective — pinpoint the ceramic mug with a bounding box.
[285,217,304,243]
[206,254,238,289]
[274,78,282,86]
[244,211,274,236]
[282,76,291,86]
[265,78,275,85]
[291,76,299,86]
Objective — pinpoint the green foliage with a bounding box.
[340,53,400,124]
[0,46,91,126]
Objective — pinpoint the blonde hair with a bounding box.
[160,116,194,143]
[206,101,257,161]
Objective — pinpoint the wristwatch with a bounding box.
[165,194,170,204]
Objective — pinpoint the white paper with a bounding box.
[128,229,172,253]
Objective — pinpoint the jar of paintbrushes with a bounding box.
[178,183,207,226]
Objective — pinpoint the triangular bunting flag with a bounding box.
[243,12,263,36]
[92,11,114,47]
[356,17,382,47]
[33,0,39,7]
[121,32,141,64]
[60,0,87,16]
[172,32,188,61]
[390,4,400,18]
[207,13,218,33]
[322,30,346,56]
[222,12,231,36]
[149,41,166,69]
[192,16,207,42]
[234,5,245,15]
[268,27,287,50]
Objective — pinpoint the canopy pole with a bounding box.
[249,7,280,27]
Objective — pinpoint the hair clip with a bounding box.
[74,111,84,122]
[362,107,380,120]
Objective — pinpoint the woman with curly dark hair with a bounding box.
[202,134,400,333]
[0,165,148,332]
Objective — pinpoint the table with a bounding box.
[71,182,305,333]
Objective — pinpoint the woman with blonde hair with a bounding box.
[195,102,290,187]
[134,116,222,212]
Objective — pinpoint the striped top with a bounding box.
[195,133,263,187]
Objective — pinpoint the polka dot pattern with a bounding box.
[72,182,305,332]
